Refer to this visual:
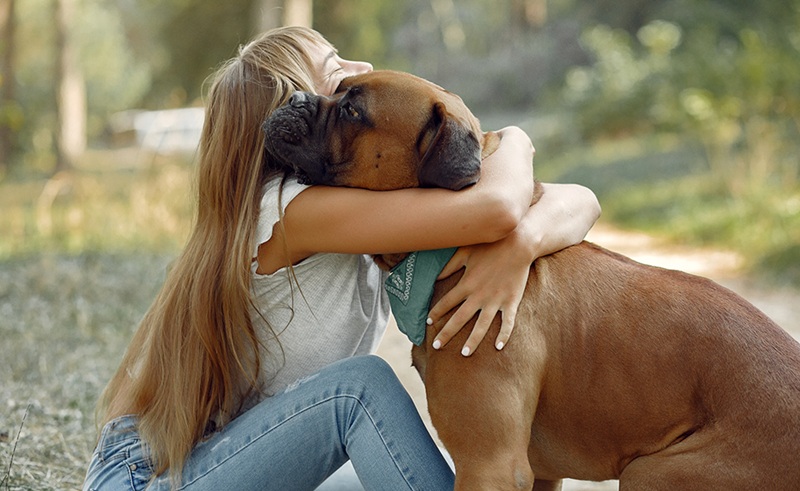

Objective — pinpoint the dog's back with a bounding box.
[422,241,800,488]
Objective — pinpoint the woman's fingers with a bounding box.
[430,297,476,350]
[437,248,469,280]
[495,306,517,351]
[429,299,518,356]
[428,285,466,326]
[426,241,528,356]
[460,308,498,356]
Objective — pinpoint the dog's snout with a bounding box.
[289,91,309,107]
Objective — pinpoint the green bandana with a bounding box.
[384,248,457,346]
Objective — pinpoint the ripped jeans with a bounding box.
[82,355,454,490]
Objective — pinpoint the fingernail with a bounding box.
[426,317,433,326]
[496,341,504,350]
[432,339,441,349]
[461,346,471,357]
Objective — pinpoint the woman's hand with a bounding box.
[427,229,533,356]
[427,183,601,356]
[423,126,535,356]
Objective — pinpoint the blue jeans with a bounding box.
[83,356,454,490]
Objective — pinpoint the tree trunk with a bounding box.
[54,0,85,173]
[512,0,547,33]
[0,0,15,175]
[431,0,465,52]
[253,0,312,33]
[283,0,312,27]
[253,0,282,32]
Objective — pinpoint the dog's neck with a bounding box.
[372,253,408,271]
[373,131,501,272]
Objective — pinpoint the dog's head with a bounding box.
[263,70,498,191]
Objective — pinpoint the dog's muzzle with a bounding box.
[262,91,330,182]
[264,91,317,147]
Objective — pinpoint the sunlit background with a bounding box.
[1,0,798,488]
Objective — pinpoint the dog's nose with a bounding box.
[289,91,309,107]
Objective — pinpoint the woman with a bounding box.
[84,26,600,490]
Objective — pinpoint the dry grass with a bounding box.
[0,252,174,490]
[1,150,190,489]
[0,149,193,259]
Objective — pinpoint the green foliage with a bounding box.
[314,0,409,69]
[146,1,260,105]
[5,0,799,285]
[13,0,152,163]
[563,22,681,136]
[560,9,800,236]
[77,3,152,131]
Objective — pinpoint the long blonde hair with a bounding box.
[97,26,331,483]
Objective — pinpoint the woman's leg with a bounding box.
[317,449,455,490]
[153,355,453,490]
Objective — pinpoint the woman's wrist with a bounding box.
[518,183,601,261]
[477,127,535,227]
[511,207,547,263]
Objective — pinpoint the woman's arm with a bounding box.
[510,182,602,259]
[257,127,534,274]
[427,182,601,355]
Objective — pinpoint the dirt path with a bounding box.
[376,222,799,490]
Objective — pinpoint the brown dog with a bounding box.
[263,70,800,490]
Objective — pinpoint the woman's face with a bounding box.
[306,42,373,96]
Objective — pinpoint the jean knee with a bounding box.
[343,355,403,393]
[348,354,391,372]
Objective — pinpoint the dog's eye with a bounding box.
[343,103,360,119]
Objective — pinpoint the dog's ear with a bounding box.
[418,103,481,190]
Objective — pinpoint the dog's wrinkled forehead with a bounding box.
[336,70,481,135]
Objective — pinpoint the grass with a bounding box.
[0,136,797,489]
[0,253,173,490]
[1,149,188,489]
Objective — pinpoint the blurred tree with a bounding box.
[0,0,16,175]
[254,0,282,31]
[314,0,408,68]
[430,0,465,51]
[512,0,547,32]
[54,0,85,172]
[13,0,150,171]
[373,0,586,114]
[254,0,312,31]
[562,3,800,195]
[6,0,800,184]
[284,0,312,27]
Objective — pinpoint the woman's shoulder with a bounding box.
[253,175,310,258]
[261,174,309,209]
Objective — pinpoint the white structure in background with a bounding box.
[109,107,205,154]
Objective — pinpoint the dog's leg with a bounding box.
[618,427,782,490]
[429,377,535,490]
[423,326,546,491]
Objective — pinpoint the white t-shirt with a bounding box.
[248,175,390,400]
